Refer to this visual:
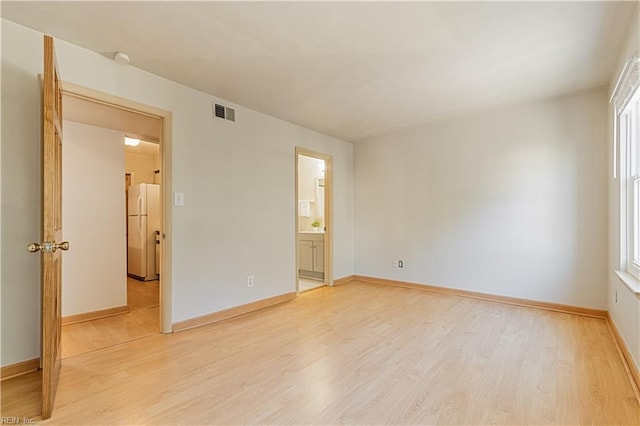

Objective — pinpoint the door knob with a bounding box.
[27,241,70,253]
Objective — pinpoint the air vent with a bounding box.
[214,103,225,119]
[213,102,236,122]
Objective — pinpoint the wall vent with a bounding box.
[213,102,236,122]
[225,107,235,122]
[214,103,225,119]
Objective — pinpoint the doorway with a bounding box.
[58,83,172,358]
[295,148,333,293]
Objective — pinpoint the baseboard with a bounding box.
[333,275,355,286]
[172,292,296,333]
[1,358,39,381]
[354,275,607,318]
[606,313,640,404]
[62,305,130,326]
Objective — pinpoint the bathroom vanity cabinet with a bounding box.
[298,232,324,280]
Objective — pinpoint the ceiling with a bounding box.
[124,140,160,158]
[3,1,636,142]
[64,94,160,157]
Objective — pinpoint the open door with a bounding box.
[27,35,68,420]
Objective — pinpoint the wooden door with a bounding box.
[40,35,66,420]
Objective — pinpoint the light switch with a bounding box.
[174,192,184,206]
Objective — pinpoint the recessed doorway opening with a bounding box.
[295,148,333,293]
[59,86,171,358]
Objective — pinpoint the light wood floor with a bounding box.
[61,277,159,359]
[0,369,40,420]
[2,281,639,424]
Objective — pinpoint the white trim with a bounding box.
[618,88,640,282]
[610,54,639,103]
[615,270,640,298]
[613,107,618,179]
[612,53,640,180]
[611,53,640,111]
[633,175,640,279]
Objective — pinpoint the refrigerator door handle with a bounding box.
[137,195,144,235]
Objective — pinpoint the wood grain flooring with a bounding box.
[0,369,40,421]
[61,278,159,358]
[2,280,639,424]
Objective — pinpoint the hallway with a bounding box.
[61,278,159,359]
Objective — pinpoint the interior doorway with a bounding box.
[58,85,171,358]
[295,148,333,293]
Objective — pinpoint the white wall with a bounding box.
[355,90,609,309]
[1,21,43,365]
[0,19,354,366]
[608,8,640,371]
[125,151,157,185]
[62,121,127,317]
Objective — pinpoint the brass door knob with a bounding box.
[27,241,70,253]
[27,243,41,253]
[55,241,70,251]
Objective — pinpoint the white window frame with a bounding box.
[633,175,640,270]
[618,86,640,280]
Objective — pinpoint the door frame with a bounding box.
[61,81,173,333]
[295,147,333,292]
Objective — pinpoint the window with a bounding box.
[614,54,640,280]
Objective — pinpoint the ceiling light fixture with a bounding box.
[124,136,141,146]
[113,51,130,65]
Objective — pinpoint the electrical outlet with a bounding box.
[398,260,404,268]
[392,260,405,268]
[248,275,254,287]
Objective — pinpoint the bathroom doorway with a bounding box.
[295,148,333,293]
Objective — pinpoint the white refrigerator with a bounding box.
[128,183,160,281]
